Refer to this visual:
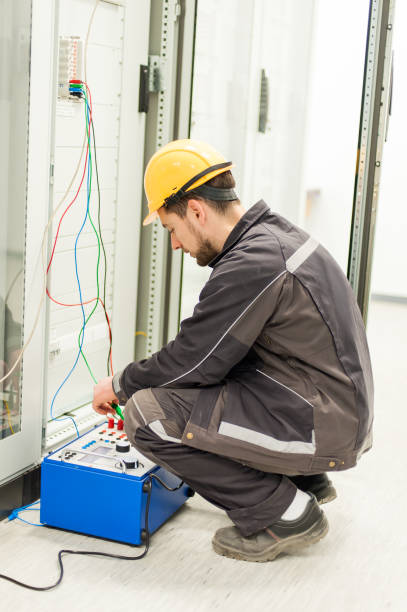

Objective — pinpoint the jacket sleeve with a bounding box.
[118,235,286,399]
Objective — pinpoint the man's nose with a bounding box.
[170,233,182,250]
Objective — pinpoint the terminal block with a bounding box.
[58,36,83,99]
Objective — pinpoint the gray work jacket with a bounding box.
[115,201,373,475]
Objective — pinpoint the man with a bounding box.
[93,139,374,562]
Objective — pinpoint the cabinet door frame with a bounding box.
[135,0,198,359]
[347,0,395,323]
[0,0,53,486]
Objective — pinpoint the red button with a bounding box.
[117,419,124,431]
[108,418,114,429]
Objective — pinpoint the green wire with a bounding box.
[78,89,101,382]
[75,87,101,385]
[71,84,113,388]
[90,118,111,376]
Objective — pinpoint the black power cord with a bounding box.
[150,473,185,492]
[0,475,185,591]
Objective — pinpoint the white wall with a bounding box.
[241,0,315,223]
[301,0,370,270]
[189,0,255,195]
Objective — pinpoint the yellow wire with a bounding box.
[4,401,15,434]
[135,331,147,337]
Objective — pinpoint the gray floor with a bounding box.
[0,299,406,611]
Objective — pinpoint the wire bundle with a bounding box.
[46,79,114,433]
[0,2,115,432]
[0,0,100,400]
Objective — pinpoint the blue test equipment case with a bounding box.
[40,422,191,545]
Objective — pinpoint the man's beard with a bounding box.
[186,219,219,266]
[194,237,218,266]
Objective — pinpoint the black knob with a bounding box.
[124,458,138,469]
[116,441,130,453]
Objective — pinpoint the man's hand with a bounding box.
[93,376,119,416]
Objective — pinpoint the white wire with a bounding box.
[0,0,100,386]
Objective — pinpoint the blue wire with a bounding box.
[15,517,43,527]
[8,500,43,527]
[49,94,93,439]
[14,500,40,512]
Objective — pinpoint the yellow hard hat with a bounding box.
[143,139,234,226]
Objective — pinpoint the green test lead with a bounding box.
[112,402,124,421]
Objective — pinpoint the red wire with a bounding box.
[46,288,97,308]
[46,82,114,374]
[46,288,114,374]
[47,86,93,273]
[82,83,114,375]
[46,143,89,273]
[82,81,92,107]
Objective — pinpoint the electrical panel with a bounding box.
[47,0,125,420]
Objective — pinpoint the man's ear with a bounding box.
[187,198,206,226]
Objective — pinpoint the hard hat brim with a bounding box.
[143,210,159,226]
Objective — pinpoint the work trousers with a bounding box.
[124,387,298,537]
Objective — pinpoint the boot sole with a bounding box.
[311,486,338,506]
[212,513,329,563]
[316,486,337,505]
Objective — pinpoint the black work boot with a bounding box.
[289,473,337,504]
[212,494,328,562]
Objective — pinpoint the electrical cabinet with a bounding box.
[0,0,151,486]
